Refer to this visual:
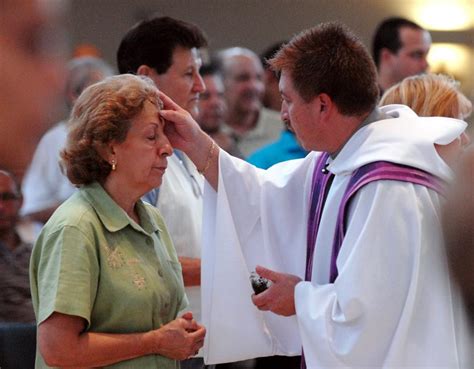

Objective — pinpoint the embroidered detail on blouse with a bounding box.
[105,246,125,269]
[133,274,146,290]
[127,258,140,266]
[104,245,147,290]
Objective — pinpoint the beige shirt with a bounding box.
[222,107,283,158]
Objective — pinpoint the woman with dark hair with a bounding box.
[30,74,206,369]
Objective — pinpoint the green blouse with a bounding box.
[30,182,187,369]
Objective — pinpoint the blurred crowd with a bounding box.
[0,2,472,369]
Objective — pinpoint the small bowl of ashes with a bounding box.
[250,271,272,294]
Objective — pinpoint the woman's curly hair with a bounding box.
[60,74,161,185]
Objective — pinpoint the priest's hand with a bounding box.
[251,265,302,316]
[158,90,205,153]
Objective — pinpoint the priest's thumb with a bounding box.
[255,265,279,282]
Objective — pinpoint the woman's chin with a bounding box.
[151,176,164,189]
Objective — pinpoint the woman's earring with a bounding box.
[111,159,116,171]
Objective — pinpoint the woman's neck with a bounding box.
[102,178,141,224]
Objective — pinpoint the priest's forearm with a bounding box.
[186,133,219,191]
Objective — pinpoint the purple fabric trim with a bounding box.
[329,161,446,283]
[302,152,332,369]
[305,152,333,281]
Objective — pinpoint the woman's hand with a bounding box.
[38,311,206,367]
[152,312,206,360]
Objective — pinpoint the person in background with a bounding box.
[0,169,35,323]
[372,17,431,95]
[21,56,114,226]
[0,0,66,179]
[0,2,66,366]
[117,16,210,369]
[380,73,472,167]
[260,41,286,112]
[30,74,206,369]
[247,42,307,170]
[197,62,242,158]
[218,47,283,158]
[246,126,308,169]
[157,22,471,368]
[443,145,474,329]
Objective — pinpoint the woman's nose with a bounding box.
[159,138,173,157]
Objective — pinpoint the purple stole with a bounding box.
[305,152,333,281]
[301,154,445,369]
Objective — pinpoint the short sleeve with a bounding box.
[33,225,99,328]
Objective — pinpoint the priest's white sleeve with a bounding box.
[201,151,318,364]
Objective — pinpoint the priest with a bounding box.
[159,22,471,368]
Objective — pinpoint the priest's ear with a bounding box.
[317,93,333,114]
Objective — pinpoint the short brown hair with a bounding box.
[61,74,160,185]
[380,73,472,119]
[371,17,424,69]
[117,16,208,75]
[269,22,379,116]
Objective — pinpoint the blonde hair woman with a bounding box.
[380,73,472,119]
[380,73,472,166]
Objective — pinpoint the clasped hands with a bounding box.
[251,265,302,317]
[154,311,206,361]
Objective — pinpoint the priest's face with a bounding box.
[279,71,323,152]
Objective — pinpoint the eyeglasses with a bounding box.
[0,192,21,201]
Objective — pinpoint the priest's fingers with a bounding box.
[158,90,183,111]
[251,291,272,311]
[255,265,280,282]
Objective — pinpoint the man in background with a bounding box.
[247,41,307,169]
[0,169,35,323]
[260,41,285,112]
[218,47,282,158]
[197,63,242,158]
[117,16,209,369]
[372,17,431,95]
[21,56,113,226]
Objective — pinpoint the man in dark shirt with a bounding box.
[0,169,35,323]
[371,17,431,96]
